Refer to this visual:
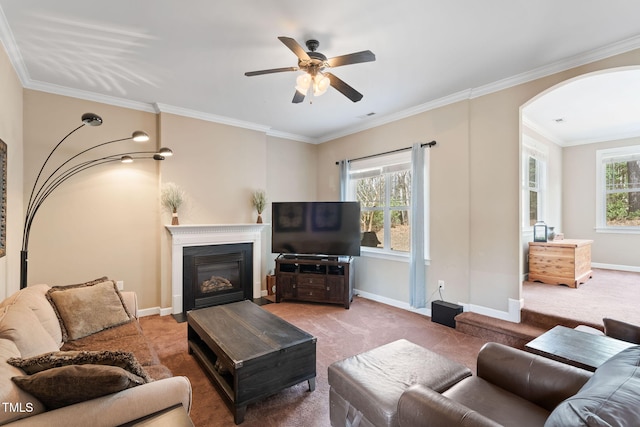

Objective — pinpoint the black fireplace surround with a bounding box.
[183,243,253,313]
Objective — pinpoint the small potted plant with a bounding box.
[252,190,267,223]
[161,182,185,225]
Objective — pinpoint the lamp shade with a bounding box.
[132,131,149,142]
[295,73,312,93]
[313,74,330,96]
[81,113,103,126]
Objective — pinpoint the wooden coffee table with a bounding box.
[525,325,635,371]
[187,300,316,424]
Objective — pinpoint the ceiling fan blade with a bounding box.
[245,67,298,76]
[292,90,305,104]
[324,72,364,102]
[278,36,311,61]
[326,50,376,68]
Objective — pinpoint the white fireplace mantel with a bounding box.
[166,224,269,314]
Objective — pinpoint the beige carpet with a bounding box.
[523,268,640,327]
[140,296,488,427]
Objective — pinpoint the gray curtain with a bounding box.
[339,160,350,201]
[409,143,426,308]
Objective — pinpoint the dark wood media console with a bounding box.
[275,256,354,308]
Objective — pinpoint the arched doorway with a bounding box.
[518,66,640,324]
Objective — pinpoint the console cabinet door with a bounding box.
[278,274,296,300]
[326,276,345,303]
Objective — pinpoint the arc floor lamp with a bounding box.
[20,112,173,289]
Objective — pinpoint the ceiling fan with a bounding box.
[245,37,376,103]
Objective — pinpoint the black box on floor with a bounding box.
[431,300,463,328]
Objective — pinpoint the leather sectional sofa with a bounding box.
[329,339,640,426]
[399,342,640,426]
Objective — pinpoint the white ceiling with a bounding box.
[523,68,640,146]
[1,1,640,144]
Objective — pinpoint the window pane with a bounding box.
[606,191,640,226]
[528,157,537,188]
[360,211,383,247]
[529,190,538,226]
[606,161,629,191]
[605,160,640,226]
[390,171,411,206]
[390,210,410,252]
[356,176,385,207]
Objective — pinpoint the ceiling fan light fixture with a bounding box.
[313,74,330,96]
[295,73,312,93]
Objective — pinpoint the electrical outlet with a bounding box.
[116,281,124,290]
[438,280,445,290]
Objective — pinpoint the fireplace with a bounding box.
[166,224,267,317]
[183,243,253,312]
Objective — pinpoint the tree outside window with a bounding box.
[596,145,640,231]
[353,163,411,252]
[522,152,545,229]
[605,159,640,226]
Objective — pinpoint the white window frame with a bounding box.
[595,145,640,234]
[522,138,548,233]
[349,151,412,260]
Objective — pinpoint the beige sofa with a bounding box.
[0,281,192,426]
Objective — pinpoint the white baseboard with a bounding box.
[462,298,522,323]
[591,263,640,273]
[355,289,431,317]
[137,307,174,317]
[355,289,522,323]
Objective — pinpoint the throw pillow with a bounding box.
[47,279,132,341]
[7,349,152,382]
[0,339,46,424]
[0,304,59,358]
[11,364,145,409]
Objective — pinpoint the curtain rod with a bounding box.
[335,140,436,165]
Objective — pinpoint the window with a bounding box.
[596,145,640,231]
[528,156,542,226]
[349,151,412,253]
[522,140,547,230]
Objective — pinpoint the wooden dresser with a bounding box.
[528,239,593,288]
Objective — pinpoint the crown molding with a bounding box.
[154,103,269,133]
[471,35,640,99]
[0,6,28,86]
[315,89,473,143]
[26,79,157,113]
[153,103,313,143]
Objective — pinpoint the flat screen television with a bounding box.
[272,201,361,257]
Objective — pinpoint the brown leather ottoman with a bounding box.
[328,339,472,427]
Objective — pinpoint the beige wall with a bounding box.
[157,114,319,308]
[0,42,24,299]
[158,113,267,225]
[23,91,161,309]
[316,101,472,308]
[564,136,640,267]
